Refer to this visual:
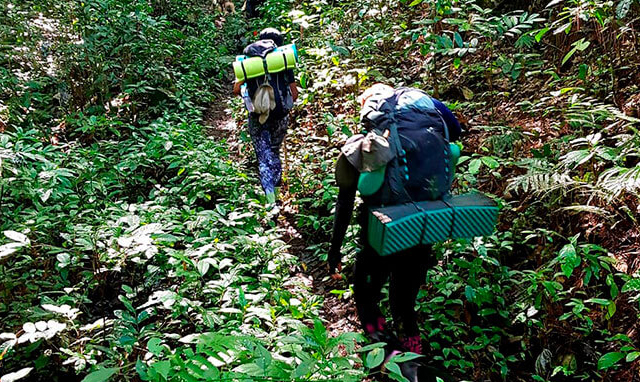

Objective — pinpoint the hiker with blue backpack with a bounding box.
[328,84,464,382]
[233,28,298,207]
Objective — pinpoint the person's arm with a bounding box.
[328,184,357,278]
[233,80,244,96]
[433,99,462,142]
[285,69,298,102]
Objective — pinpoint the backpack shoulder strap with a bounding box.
[377,92,410,205]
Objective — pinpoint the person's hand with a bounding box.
[330,262,343,280]
[289,82,299,102]
[233,81,244,96]
[328,248,343,280]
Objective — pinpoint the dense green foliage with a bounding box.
[2,0,640,381]
[1,1,369,381]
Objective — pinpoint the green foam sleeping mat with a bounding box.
[233,44,298,82]
[368,193,499,256]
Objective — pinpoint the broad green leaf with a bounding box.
[606,302,616,320]
[468,158,482,174]
[597,352,625,370]
[238,287,247,308]
[313,320,327,346]
[464,285,476,302]
[147,338,164,355]
[292,359,316,378]
[607,274,619,299]
[454,32,463,48]
[366,347,385,368]
[481,156,499,169]
[329,44,350,56]
[626,351,640,362]
[558,243,580,278]
[233,363,263,376]
[357,343,386,352]
[135,360,148,380]
[152,361,171,379]
[385,362,409,382]
[197,260,211,277]
[390,352,423,363]
[81,368,119,382]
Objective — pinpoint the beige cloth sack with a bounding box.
[335,131,394,191]
[340,132,394,172]
[252,83,276,124]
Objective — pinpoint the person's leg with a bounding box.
[248,115,278,199]
[354,244,390,334]
[388,244,434,354]
[268,115,288,189]
[269,114,288,156]
[245,0,263,18]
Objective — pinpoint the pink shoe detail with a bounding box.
[376,317,387,331]
[401,335,423,354]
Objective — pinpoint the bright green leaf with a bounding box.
[81,368,119,382]
[597,352,625,370]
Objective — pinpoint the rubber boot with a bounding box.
[265,191,276,205]
[275,187,282,206]
[399,360,420,382]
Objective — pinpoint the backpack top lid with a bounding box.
[243,39,277,58]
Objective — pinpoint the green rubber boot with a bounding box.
[265,191,276,205]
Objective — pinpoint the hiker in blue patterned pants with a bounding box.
[233,28,298,205]
[247,113,289,200]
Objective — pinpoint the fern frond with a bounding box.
[557,205,612,218]
[507,159,577,195]
[597,165,640,200]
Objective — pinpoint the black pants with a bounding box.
[245,0,264,18]
[354,241,434,337]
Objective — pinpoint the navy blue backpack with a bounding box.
[243,40,294,121]
[361,87,452,207]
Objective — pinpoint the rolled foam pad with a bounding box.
[369,203,426,256]
[233,56,265,82]
[367,193,499,256]
[233,44,298,82]
[414,200,454,244]
[265,48,296,73]
[449,194,498,239]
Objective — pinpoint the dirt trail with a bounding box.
[205,94,359,336]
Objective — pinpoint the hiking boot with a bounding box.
[265,191,276,205]
[381,350,422,382]
[399,360,420,382]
